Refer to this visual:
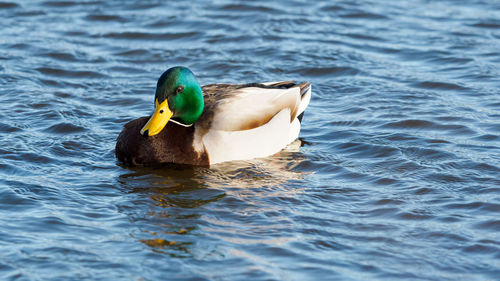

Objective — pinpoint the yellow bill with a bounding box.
[140,99,173,137]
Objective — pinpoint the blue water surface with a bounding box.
[1,0,500,280]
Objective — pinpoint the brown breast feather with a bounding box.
[115,117,209,166]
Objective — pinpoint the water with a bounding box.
[1,0,500,280]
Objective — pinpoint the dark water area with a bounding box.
[1,0,500,280]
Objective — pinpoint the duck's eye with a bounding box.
[160,109,164,114]
[176,85,184,94]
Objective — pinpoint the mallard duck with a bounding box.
[115,66,311,166]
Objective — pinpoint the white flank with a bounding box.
[197,83,311,165]
[288,118,301,144]
[203,109,292,164]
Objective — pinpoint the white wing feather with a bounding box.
[197,84,310,164]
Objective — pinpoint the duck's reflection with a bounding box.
[117,140,310,256]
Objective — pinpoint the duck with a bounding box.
[115,66,311,166]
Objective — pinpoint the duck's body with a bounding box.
[115,67,311,166]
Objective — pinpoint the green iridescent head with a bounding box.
[140,66,204,137]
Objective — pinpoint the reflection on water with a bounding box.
[118,141,309,255]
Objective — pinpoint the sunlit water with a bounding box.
[1,0,500,280]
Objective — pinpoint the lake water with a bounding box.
[1,0,500,280]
